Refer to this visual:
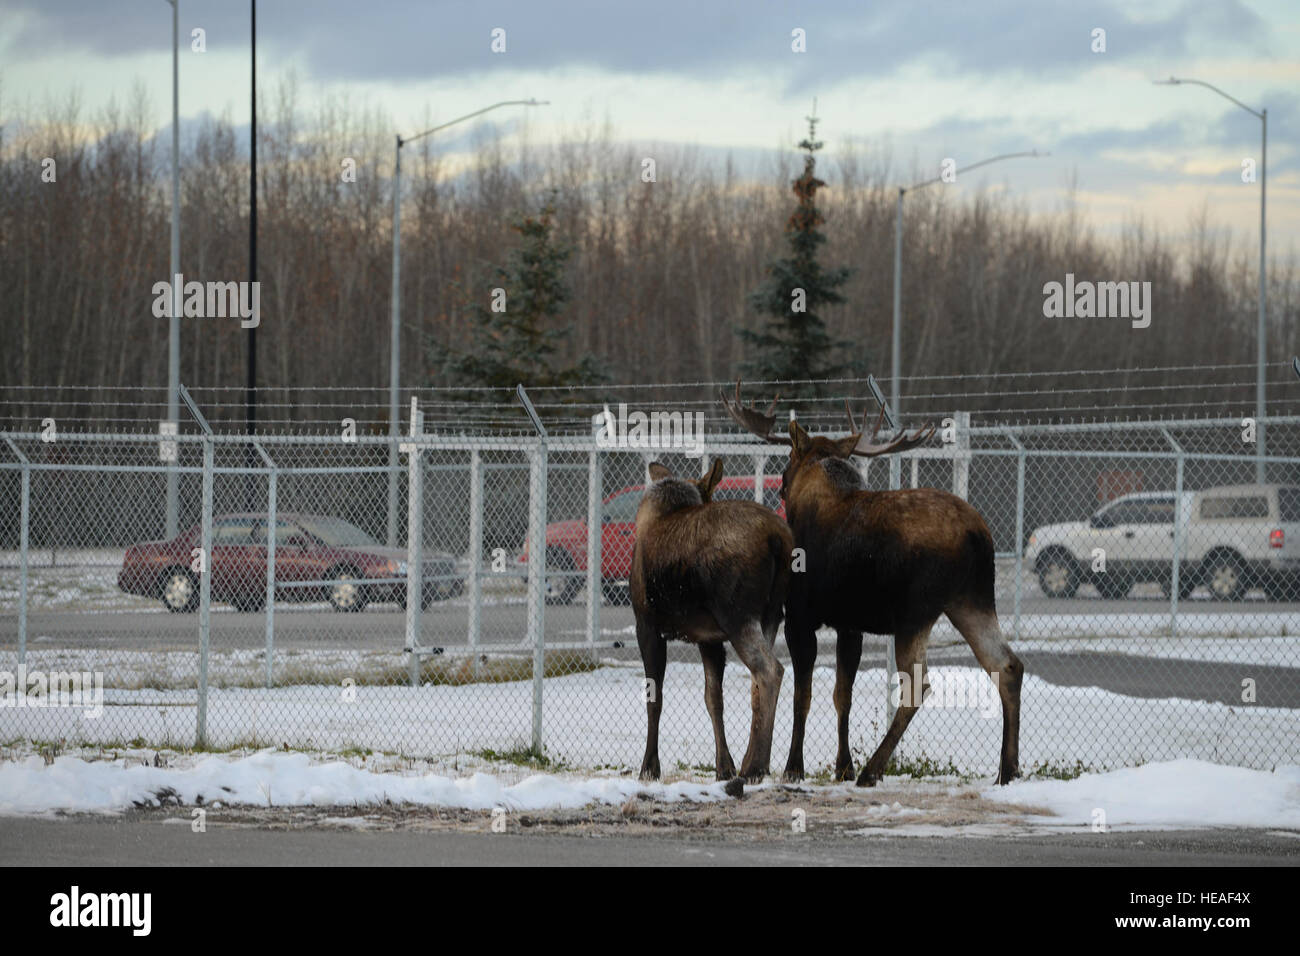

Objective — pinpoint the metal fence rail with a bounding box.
[2,405,1298,777]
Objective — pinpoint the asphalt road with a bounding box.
[6,591,1300,651]
[3,597,1298,709]
[2,815,1296,866]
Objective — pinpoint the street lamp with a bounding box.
[890,150,1045,419]
[386,99,548,545]
[1155,76,1267,481]
[163,0,180,537]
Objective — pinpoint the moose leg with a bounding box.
[782,609,817,782]
[636,616,667,781]
[699,642,736,780]
[833,629,864,781]
[732,620,785,783]
[857,624,933,787]
[948,604,1023,784]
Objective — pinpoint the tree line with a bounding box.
[2,90,1296,433]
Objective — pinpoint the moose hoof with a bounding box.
[996,766,1020,786]
[639,760,660,782]
[855,769,881,788]
[723,778,745,798]
[781,767,805,784]
[833,762,855,783]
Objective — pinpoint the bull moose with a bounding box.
[630,459,794,783]
[720,382,1024,786]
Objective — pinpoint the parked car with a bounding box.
[1025,484,1300,601]
[118,512,463,613]
[523,474,786,605]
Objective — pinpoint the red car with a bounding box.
[118,512,463,613]
[527,475,785,604]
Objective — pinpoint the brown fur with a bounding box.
[631,460,793,783]
[778,424,1024,786]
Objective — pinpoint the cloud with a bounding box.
[0,0,1275,88]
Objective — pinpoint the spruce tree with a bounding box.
[738,115,857,398]
[440,195,602,396]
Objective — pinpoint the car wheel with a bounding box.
[1203,552,1246,602]
[328,566,368,612]
[1095,574,1132,600]
[1035,551,1079,599]
[158,567,200,613]
[397,584,436,611]
[544,548,581,606]
[232,592,266,613]
[602,579,630,606]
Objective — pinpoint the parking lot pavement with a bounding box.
[2,815,1297,866]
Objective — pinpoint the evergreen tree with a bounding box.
[439,195,602,396]
[738,114,857,397]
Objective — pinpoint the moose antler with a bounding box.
[718,380,792,445]
[844,400,936,457]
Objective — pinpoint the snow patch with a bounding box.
[984,759,1300,829]
[0,750,730,814]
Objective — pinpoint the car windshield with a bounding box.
[298,517,380,547]
[1279,488,1300,522]
[603,489,642,521]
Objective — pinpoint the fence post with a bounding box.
[753,453,766,503]
[18,463,28,668]
[886,452,901,726]
[177,385,214,748]
[404,398,425,687]
[5,439,30,668]
[467,448,483,678]
[517,386,548,755]
[197,436,213,748]
[1003,427,1026,640]
[585,448,603,662]
[952,410,971,500]
[252,441,277,689]
[1162,428,1186,638]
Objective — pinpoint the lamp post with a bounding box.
[386,98,548,546]
[1156,77,1267,481]
[890,150,1045,419]
[163,0,180,537]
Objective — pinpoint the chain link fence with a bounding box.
[2,400,1298,777]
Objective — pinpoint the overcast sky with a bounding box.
[2,0,1297,253]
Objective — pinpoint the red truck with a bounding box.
[528,474,785,604]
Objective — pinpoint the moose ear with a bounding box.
[697,458,724,502]
[647,462,673,483]
[832,434,861,459]
[788,420,810,453]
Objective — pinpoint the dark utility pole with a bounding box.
[245,0,258,507]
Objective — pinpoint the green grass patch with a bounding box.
[884,754,972,780]
[471,746,563,771]
[1025,758,1093,780]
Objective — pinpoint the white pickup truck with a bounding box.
[1025,484,1300,601]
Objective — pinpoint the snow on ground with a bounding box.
[984,760,1300,830]
[2,747,1297,832]
[0,749,728,815]
[3,662,1297,773]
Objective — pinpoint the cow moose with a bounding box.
[720,382,1024,786]
[630,458,794,783]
